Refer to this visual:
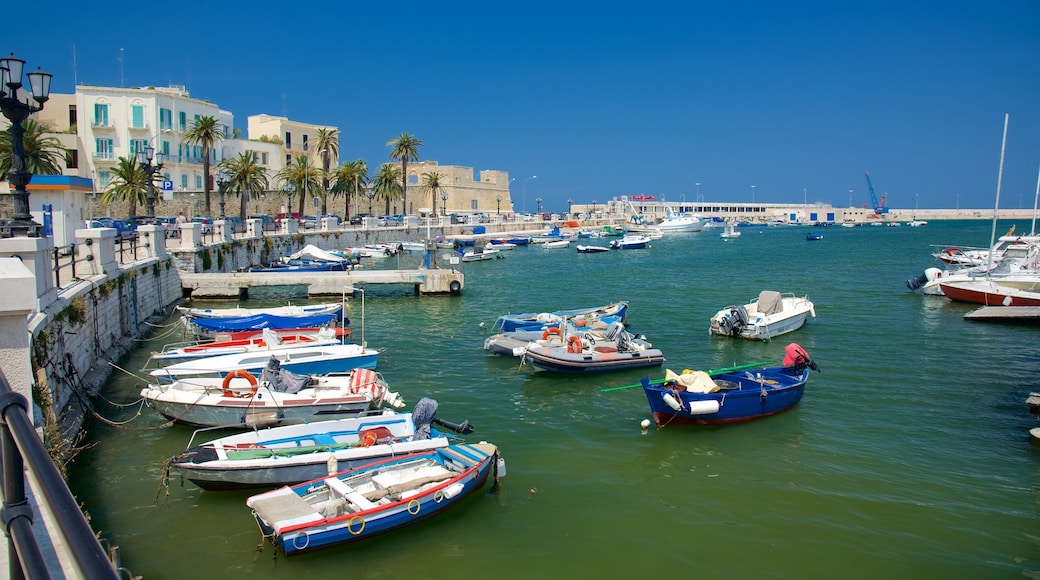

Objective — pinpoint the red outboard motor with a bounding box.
[783,343,820,372]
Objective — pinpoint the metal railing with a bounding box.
[0,367,119,579]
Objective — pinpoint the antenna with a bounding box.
[118,48,124,87]
[72,44,78,86]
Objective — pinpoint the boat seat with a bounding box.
[325,477,378,511]
[310,434,337,446]
[593,345,618,353]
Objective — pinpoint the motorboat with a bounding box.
[806,232,823,241]
[720,223,741,240]
[709,291,816,340]
[521,324,664,373]
[938,279,1040,306]
[484,320,651,357]
[624,203,705,233]
[609,234,652,250]
[149,343,379,380]
[494,301,628,332]
[145,327,345,366]
[576,244,610,253]
[459,247,500,262]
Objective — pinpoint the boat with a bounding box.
[246,442,501,556]
[910,240,1040,296]
[486,241,515,251]
[907,220,928,227]
[459,246,500,262]
[600,225,626,237]
[149,343,380,380]
[521,326,664,373]
[146,327,345,366]
[624,203,705,233]
[494,301,629,332]
[708,291,816,340]
[489,236,531,246]
[806,232,823,241]
[140,364,406,428]
[930,230,1040,267]
[249,260,354,273]
[542,239,571,249]
[720,223,741,240]
[938,279,1040,306]
[178,302,344,336]
[609,234,652,250]
[168,398,475,491]
[484,319,652,357]
[576,244,610,253]
[638,343,820,427]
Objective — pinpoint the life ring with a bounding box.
[347,515,366,535]
[222,369,257,397]
[407,499,421,515]
[360,430,378,447]
[541,327,562,341]
[567,335,583,354]
[433,490,445,503]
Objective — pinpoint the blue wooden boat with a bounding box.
[179,303,344,335]
[249,260,353,273]
[246,442,501,556]
[495,301,628,332]
[638,343,820,427]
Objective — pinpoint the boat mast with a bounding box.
[986,113,1009,276]
[1031,162,1039,236]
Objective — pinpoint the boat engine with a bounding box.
[411,397,475,440]
[716,305,748,336]
[782,343,820,372]
[906,267,942,291]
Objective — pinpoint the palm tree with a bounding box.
[101,156,149,217]
[218,151,269,220]
[330,159,368,219]
[276,155,322,216]
[387,133,422,215]
[313,128,339,216]
[0,119,69,179]
[182,115,223,216]
[422,171,445,218]
[374,163,402,216]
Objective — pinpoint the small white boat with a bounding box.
[709,291,816,341]
[720,223,741,240]
[460,247,500,262]
[609,234,652,250]
[542,239,571,249]
[146,327,344,366]
[141,366,405,428]
[397,241,426,252]
[149,343,379,379]
[576,244,610,253]
[486,241,515,251]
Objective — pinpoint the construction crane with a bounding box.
[864,171,889,214]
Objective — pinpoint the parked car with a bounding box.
[248,214,278,232]
[275,211,301,224]
[450,213,469,224]
[377,215,402,227]
[155,216,179,238]
[474,212,491,224]
[192,216,214,234]
[223,216,245,234]
[88,217,137,241]
[301,215,319,230]
[350,213,371,225]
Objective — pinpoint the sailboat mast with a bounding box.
[986,113,1009,275]
[1031,163,1039,236]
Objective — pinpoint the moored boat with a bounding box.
[609,234,652,250]
[576,244,610,253]
[521,327,664,373]
[494,301,629,332]
[179,302,344,336]
[709,291,816,340]
[149,343,379,379]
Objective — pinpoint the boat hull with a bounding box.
[495,302,629,332]
[642,367,809,426]
[523,345,664,373]
[938,280,1040,306]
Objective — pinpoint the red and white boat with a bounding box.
[938,279,1040,307]
[146,327,349,367]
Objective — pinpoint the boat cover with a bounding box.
[757,291,783,315]
[287,244,345,262]
[189,313,341,333]
[259,357,311,394]
[665,369,719,393]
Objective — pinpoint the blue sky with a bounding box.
[11,1,1040,212]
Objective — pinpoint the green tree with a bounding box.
[219,151,269,220]
[276,155,322,217]
[100,156,149,217]
[182,115,223,216]
[387,133,422,215]
[0,119,69,179]
[374,163,402,216]
[313,128,339,216]
[331,159,368,219]
[422,171,445,218]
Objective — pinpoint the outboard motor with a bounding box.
[411,397,475,441]
[906,267,942,291]
[782,343,820,372]
[605,321,625,343]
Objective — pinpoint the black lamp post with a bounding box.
[440,191,448,216]
[366,188,375,215]
[0,53,52,238]
[216,169,230,219]
[137,145,165,218]
[496,195,501,216]
[535,197,542,215]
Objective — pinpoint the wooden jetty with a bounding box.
[180,269,463,299]
[963,306,1040,323]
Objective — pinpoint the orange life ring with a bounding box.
[567,335,583,354]
[360,430,378,447]
[541,327,562,341]
[222,369,258,397]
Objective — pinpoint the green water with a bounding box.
[68,221,1040,579]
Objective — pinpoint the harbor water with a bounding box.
[68,220,1040,579]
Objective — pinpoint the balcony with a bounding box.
[128,123,149,133]
[91,122,114,131]
[92,152,116,164]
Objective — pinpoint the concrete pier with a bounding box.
[179,268,464,298]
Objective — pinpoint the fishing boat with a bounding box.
[146,327,345,366]
[178,302,343,336]
[576,244,610,253]
[609,234,652,249]
[140,365,405,428]
[149,343,379,380]
[637,343,820,427]
[521,326,664,373]
[168,398,474,491]
[246,442,501,556]
[708,291,816,340]
[494,301,629,332]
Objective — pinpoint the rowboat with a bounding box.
[638,343,820,426]
[178,302,343,335]
[708,291,816,340]
[168,398,474,491]
[145,327,344,366]
[149,343,379,380]
[141,366,405,428]
[246,442,501,556]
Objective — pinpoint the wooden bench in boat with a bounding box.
[325,477,378,511]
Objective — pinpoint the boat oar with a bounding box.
[599,361,775,392]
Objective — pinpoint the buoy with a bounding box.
[640,419,651,430]
[662,392,682,411]
[479,322,486,330]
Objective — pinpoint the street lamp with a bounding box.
[523,175,537,213]
[366,187,375,215]
[695,182,700,201]
[137,146,165,218]
[496,194,502,215]
[535,197,542,214]
[0,53,52,237]
[751,184,757,204]
[216,169,230,219]
[441,191,448,216]
[567,198,573,217]
[848,189,854,207]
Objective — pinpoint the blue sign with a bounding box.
[162,180,174,191]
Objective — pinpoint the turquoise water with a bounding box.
[68,221,1040,579]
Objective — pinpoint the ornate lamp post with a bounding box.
[216,169,230,219]
[496,194,502,216]
[137,145,165,218]
[366,187,375,215]
[0,53,52,237]
[440,191,448,216]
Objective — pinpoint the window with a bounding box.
[93,103,109,127]
[180,174,188,189]
[131,105,145,129]
[161,140,170,156]
[195,174,203,190]
[284,132,291,149]
[95,138,113,159]
[68,105,77,127]
[129,139,147,155]
[98,171,111,187]
[160,108,172,130]
[260,152,268,165]
[66,150,78,169]
[302,134,308,151]
[408,172,419,185]
[286,154,291,165]
[178,111,187,131]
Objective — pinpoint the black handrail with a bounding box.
[0,367,118,579]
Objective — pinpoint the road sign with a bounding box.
[162,180,174,191]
